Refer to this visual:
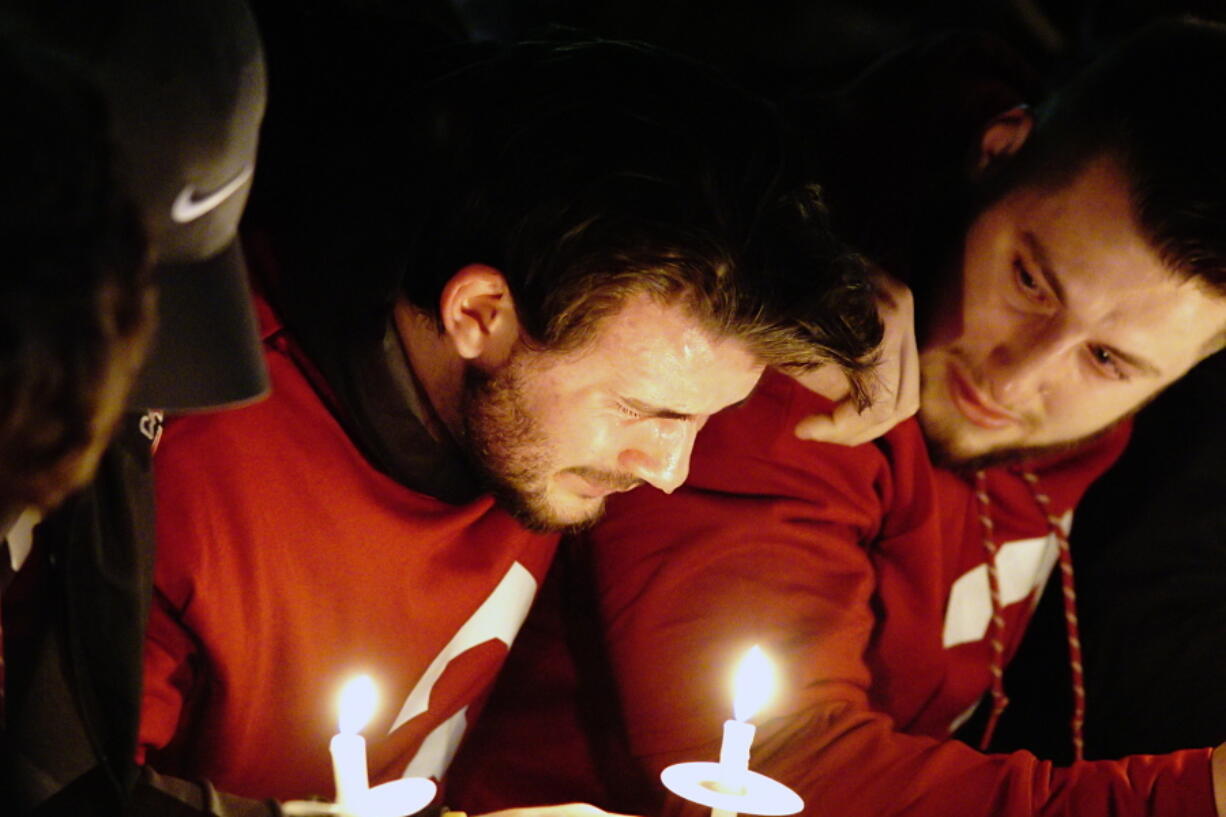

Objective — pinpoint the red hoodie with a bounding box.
[139,296,559,801]
[449,369,1215,817]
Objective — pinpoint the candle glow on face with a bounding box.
[731,645,774,723]
[338,674,377,734]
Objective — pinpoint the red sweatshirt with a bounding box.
[449,369,1216,817]
[139,298,559,802]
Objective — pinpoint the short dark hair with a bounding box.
[0,34,152,512]
[997,17,1226,296]
[402,40,882,395]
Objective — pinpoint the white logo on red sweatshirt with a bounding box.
[941,510,1071,649]
[389,561,538,779]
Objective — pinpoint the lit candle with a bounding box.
[331,675,377,810]
[659,644,801,817]
[712,646,774,817]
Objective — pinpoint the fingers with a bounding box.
[792,271,920,445]
[795,393,914,446]
[890,288,921,419]
[868,265,908,309]
[790,363,853,404]
[794,359,920,446]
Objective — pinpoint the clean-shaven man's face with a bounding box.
[463,293,764,532]
[918,154,1226,469]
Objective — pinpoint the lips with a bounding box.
[571,475,616,499]
[946,361,1020,430]
[558,470,642,499]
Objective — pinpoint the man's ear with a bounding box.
[439,264,519,366]
[973,105,1035,178]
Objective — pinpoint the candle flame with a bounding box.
[338,674,377,734]
[731,645,774,722]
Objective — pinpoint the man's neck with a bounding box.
[392,300,466,444]
[287,300,485,505]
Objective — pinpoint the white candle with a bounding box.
[718,719,755,783]
[659,645,802,817]
[331,675,377,810]
[712,646,775,817]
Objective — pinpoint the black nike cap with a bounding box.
[2,0,270,411]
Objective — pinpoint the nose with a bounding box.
[988,322,1079,405]
[618,419,700,494]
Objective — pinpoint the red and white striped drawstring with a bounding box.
[974,470,1010,752]
[974,470,1086,762]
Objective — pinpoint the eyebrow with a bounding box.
[1020,230,1163,378]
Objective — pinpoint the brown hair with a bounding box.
[401,39,882,398]
[0,36,152,511]
[991,17,1226,297]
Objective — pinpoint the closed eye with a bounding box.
[616,402,645,420]
[616,398,704,424]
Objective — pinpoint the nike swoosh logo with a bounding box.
[170,163,254,223]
